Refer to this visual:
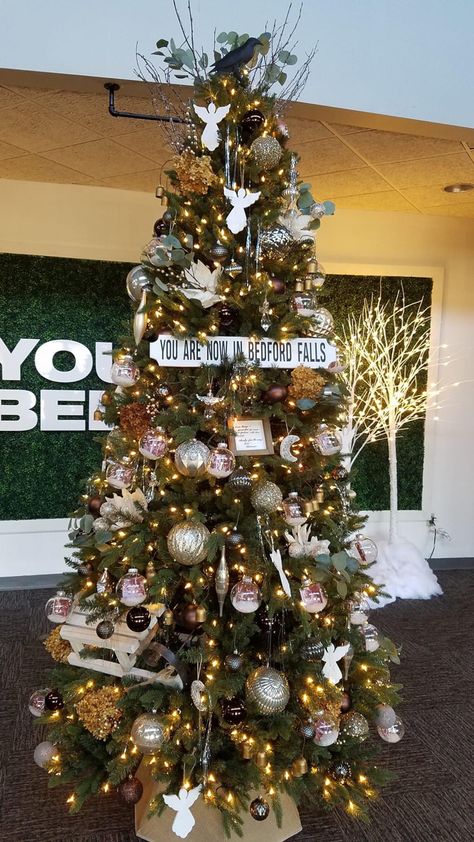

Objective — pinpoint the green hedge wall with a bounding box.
[0,253,431,519]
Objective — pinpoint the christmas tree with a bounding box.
[31,18,404,838]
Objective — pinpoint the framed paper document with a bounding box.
[228,416,274,456]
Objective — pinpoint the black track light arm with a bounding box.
[104,83,188,124]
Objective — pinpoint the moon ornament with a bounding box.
[280,434,300,463]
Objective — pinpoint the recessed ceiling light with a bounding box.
[443,183,474,193]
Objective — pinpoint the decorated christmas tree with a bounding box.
[31,17,404,839]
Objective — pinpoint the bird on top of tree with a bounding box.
[211,37,262,74]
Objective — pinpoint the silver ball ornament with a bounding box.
[131,712,168,754]
[250,481,283,514]
[167,520,210,566]
[225,652,244,671]
[377,715,405,743]
[246,666,290,714]
[209,241,229,262]
[250,136,282,171]
[300,636,324,662]
[227,466,253,492]
[175,439,210,477]
[126,265,154,302]
[260,224,293,259]
[34,741,56,769]
[309,306,334,338]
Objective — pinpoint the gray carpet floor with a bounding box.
[1,570,473,842]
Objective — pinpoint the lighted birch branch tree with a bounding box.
[338,293,434,544]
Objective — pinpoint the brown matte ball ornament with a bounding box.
[263,384,288,404]
[270,277,286,294]
[179,603,206,631]
[340,691,352,713]
[167,520,210,566]
[126,606,151,632]
[87,496,103,517]
[44,689,64,711]
[119,776,144,804]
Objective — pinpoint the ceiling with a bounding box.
[1,80,474,217]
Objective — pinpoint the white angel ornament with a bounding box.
[322,642,351,684]
[224,186,261,234]
[194,102,230,151]
[163,784,202,839]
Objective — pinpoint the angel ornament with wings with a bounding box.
[163,784,202,839]
[194,102,230,151]
[224,186,261,234]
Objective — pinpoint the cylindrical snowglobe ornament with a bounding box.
[282,491,307,526]
[206,442,236,478]
[291,281,314,317]
[349,594,370,625]
[312,423,343,456]
[377,715,405,743]
[45,590,73,624]
[230,576,262,613]
[313,715,339,746]
[110,354,139,387]
[360,623,380,652]
[116,567,147,607]
[299,577,328,613]
[139,428,168,460]
[106,459,135,490]
[349,534,378,565]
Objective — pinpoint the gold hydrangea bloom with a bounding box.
[288,366,325,401]
[75,685,123,740]
[44,627,72,664]
[170,150,217,195]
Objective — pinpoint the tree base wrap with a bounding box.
[134,762,302,842]
[368,537,443,607]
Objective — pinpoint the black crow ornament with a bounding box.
[211,37,262,75]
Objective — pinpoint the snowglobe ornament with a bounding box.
[291,282,314,317]
[45,590,73,624]
[29,688,51,717]
[313,715,339,747]
[230,576,262,613]
[116,567,147,607]
[349,534,378,565]
[139,427,168,460]
[360,623,381,652]
[349,594,370,625]
[106,459,135,490]
[377,715,405,743]
[110,354,139,387]
[282,491,307,526]
[299,577,328,613]
[206,442,236,478]
[312,423,343,456]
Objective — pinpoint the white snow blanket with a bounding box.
[367,538,442,608]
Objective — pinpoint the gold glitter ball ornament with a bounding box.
[75,686,123,740]
[250,136,283,171]
[250,480,283,514]
[246,666,290,714]
[170,150,217,195]
[167,519,210,565]
[288,366,325,401]
[43,627,72,664]
[341,710,370,740]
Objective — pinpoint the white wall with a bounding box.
[1,0,474,128]
[0,177,473,577]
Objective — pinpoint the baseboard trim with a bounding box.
[429,558,474,570]
[0,573,63,591]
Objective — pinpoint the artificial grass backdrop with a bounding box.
[0,253,431,520]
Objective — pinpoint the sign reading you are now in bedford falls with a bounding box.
[150,335,337,368]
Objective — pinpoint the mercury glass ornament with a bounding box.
[313,715,339,747]
[300,636,324,662]
[106,459,135,490]
[29,688,51,717]
[207,442,236,478]
[329,760,352,782]
[110,355,139,387]
[99,501,117,519]
[282,491,307,526]
[96,569,114,594]
[299,719,316,739]
[225,651,243,671]
[96,619,115,639]
[116,568,147,607]
[309,305,334,337]
[299,577,328,614]
[250,797,270,821]
[312,423,343,457]
[231,576,262,613]
[349,595,370,625]
[139,428,168,460]
[349,534,378,565]
[131,712,168,754]
[374,704,397,729]
[227,466,252,492]
[309,201,326,219]
[175,439,210,477]
[215,545,230,617]
[250,135,282,171]
[45,590,73,623]
[378,715,405,743]
[291,282,315,317]
[246,666,290,714]
[360,622,381,652]
[166,520,210,565]
[292,756,308,777]
[250,480,283,513]
[209,241,229,262]
[126,265,153,302]
[260,224,293,259]
[33,741,57,769]
[225,526,244,547]
[341,711,369,740]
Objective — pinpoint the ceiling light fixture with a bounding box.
[443,183,474,193]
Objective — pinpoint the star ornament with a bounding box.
[181,260,222,308]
